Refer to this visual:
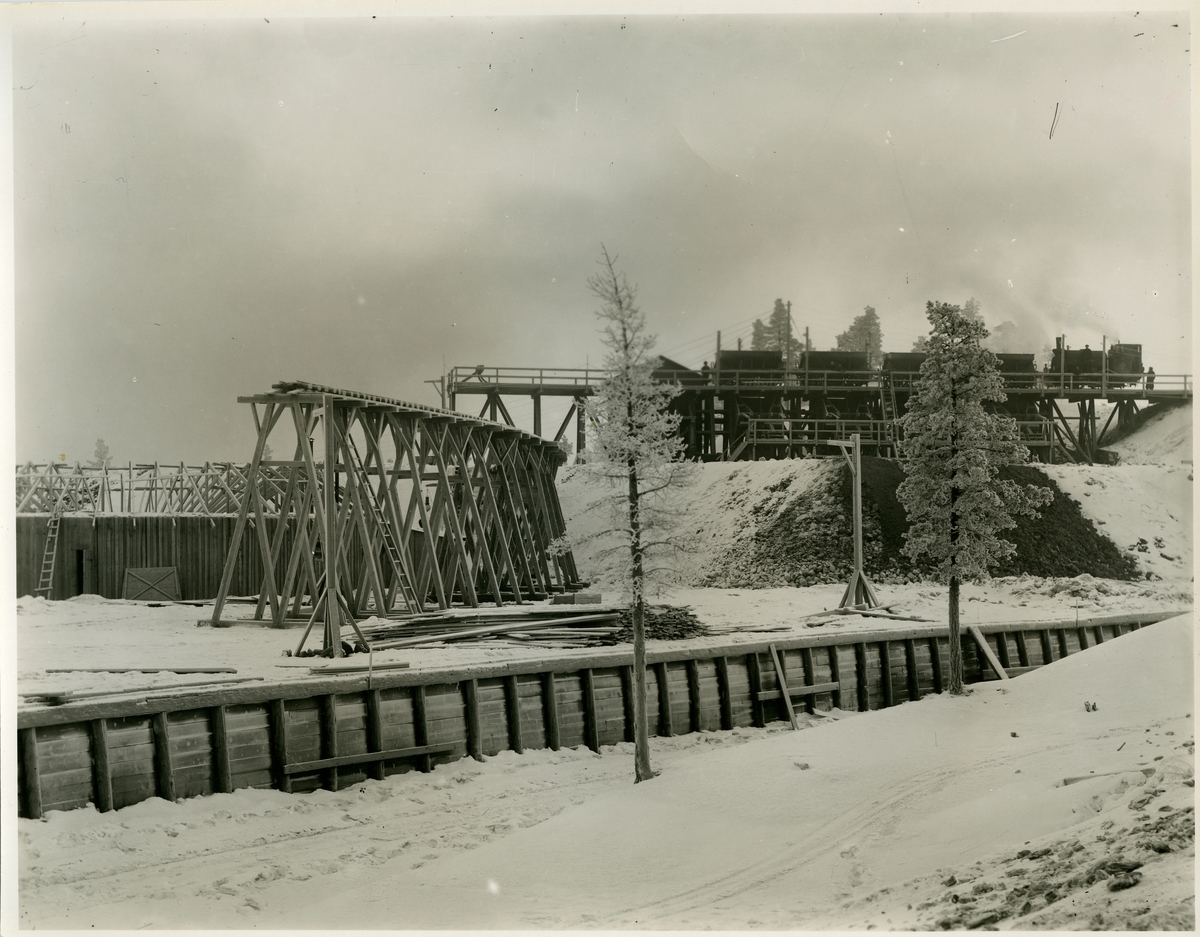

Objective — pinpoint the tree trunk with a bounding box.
[628,462,654,782]
[947,574,964,694]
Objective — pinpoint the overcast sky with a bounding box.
[12,5,1191,464]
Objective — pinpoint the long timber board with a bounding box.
[16,610,1185,818]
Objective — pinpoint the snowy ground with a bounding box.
[17,614,1194,930]
[14,404,1195,929]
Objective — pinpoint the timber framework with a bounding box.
[210,381,583,653]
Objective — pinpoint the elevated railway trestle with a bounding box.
[208,381,583,654]
[445,351,1190,466]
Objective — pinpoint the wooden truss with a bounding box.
[15,461,294,518]
[209,381,582,655]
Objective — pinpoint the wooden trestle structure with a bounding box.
[209,382,582,654]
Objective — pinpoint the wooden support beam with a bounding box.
[270,698,292,793]
[827,646,843,709]
[582,669,600,752]
[800,646,817,714]
[284,744,455,775]
[655,662,673,737]
[929,637,944,694]
[366,689,386,780]
[543,672,561,751]
[769,645,799,729]
[968,626,1010,681]
[903,638,921,702]
[211,705,233,793]
[21,727,42,819]
[855,643,870,711]
[878,641,894,707]
[685,659,702,731]
[152,711,177,802]
[463,679,484,762]
[1014,630,1030,667]
[504,676,523,754]
[320,694,339,791]
[747,652,766,726]
[715,656,733,730]
[994,631,1012,670]
[91,718,114,812]
[411,685,433,771]
[1040,629,1055,665]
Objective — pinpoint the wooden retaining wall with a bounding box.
[15,611,1182,818]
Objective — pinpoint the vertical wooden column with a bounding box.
[366,689,386,779]
[995,632,1012,670]
[504,676,524,754]
[91,719,114,812]
[211,705,233,793]
[581,669,600,752]
[270,699,292,793]
[1014,631,1030,667]
[878,642,894,707]
[747,652,765,726]
[655,662,674,736]
[543,672,561,751]
[929,637,944,694]
[412,686,433,771]
[323,395,343,656]
[799,647,816,714]
[854,643,870,712]
[320,695,339,790]
[152,712,177,802]
[532,393,542,437]
[21,727,42,819]
[903,639,921,702]
[1039,630,1055,664]
[715,657,734,730]
[827,646,843,709]
[463,680,484,762]
[685,660,702,731]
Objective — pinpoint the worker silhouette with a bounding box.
[1146,367,1155,391]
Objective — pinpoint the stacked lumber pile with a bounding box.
[346,604,625,651]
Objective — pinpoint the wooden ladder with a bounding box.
[344,437,423,615]
[879,377,900,451]
[34,504,66,598]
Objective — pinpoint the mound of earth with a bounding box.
[1109,402,1192,465]
[559,458,1149,589]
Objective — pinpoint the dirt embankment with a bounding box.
[696,460,1140,589]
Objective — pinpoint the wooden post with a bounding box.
[769,645,799,729]
[1040,629,1055,665]
[1014,631,1030,668]
[838,434,880,609]
[903,638,921,701]
[827,646,843,709]
[463,680,484,762]
[619,665,636,743]
[715,656,733,730]
[655,662,673,737]
[503,676,523,754]
[323,396,343,656]
[995,631,1012,670]
[581,669,600,752]
[929,637,944,694]
[1056,628,1070,659]
[270,699,292,793]
[367,689,386,779]
[685,659,702,732]
[542,672,560,751]
[152,712,177,802]
[532,393,542,437]
[211,705,233,793]
[320,695,339,791]
[91,718,114,812]
[412,685,433,770]
[747,652,765,726]
[878,642,894,707]
[800,647,816,714]
[855,642,870,711]
[21,727,42,819]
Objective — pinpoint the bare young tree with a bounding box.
[566,246,695,781]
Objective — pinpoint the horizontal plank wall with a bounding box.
[15,611,1182,818]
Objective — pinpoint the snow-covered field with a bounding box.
[13,407,1195,930]
[17,614,1194,930]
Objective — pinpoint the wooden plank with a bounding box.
[655,662,673,737]
[904,638,921,702]
[366,689,386,779]
[715,656,733,729]
[211,705,233,793]
[746,652,766,726]
[581,669,600,752]
[968,625,1010,681]
[21,727,42,819]
[755,681,841,701]
[90,719,113,812]
[768,645,798,729]
[463,679,484,761]
[269,698,292,793]
[542,672,560,751]
[283,743,455,775]
[151,711,176,801]
[799,647,817,714]
[855,643,870,711]
[503,676,523,754]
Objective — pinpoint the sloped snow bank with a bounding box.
[1110,403,1192,465]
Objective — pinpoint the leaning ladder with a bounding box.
[34,501,67,598]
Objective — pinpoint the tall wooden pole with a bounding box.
[852,433,863,579]
[323,395,342,657]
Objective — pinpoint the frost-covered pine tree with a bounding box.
[574,247,694,781]
[897,302,1052,694]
